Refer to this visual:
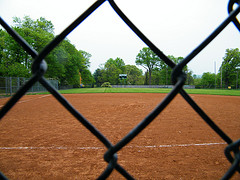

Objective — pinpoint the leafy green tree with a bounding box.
[104,58,122,84]
[220,48,240,88]
[93,58,129,86]
[115,57,126,73]
[186,70,194,85]
[0,25,30,76]
[81,68,94,86]
[201,72,216,88]
[167,55,193,85]
[79,50,91,69]
[1,16,93,87]
[12,16,55,69]
[0,16,55,75]
[150,55,193,85]
[216,73,222,88]
[0,30,6,61]
[0,62,30,77]
[193,75,202,88]
[101,58,126,85]
[136,47,160,85]
[125,65,143,85]
[59,40,83,86]
[93,68,105,87]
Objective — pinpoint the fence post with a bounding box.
[9,77,12,96]
[17,77,20,91]
[5,77,7,95]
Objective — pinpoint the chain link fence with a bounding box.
[0,0,240,179]
[111,85,195,89]
[0,77,58,96]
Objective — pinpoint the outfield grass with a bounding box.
[184,89,240,96]
[57,88,172,94]
[55,88,240,96]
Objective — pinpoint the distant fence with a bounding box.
[112,85,195,89]
[58,85,74,90]
[0,77,58,96]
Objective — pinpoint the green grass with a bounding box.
[57,88,172,94]
[48,88,240,96]
[184,89,240,96]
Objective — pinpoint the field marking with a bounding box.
[0,142,227,150]
[134,142,227,148]
[0,94,51,108]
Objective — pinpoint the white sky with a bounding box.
[1,0,239,75]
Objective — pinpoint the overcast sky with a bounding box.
[1,0,239,75]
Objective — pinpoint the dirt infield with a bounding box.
[0,93,239,179]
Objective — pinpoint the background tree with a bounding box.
[186,70,194,85]
[81,69,94,86]
[94,57,126,85]
[104,58,124,85]
[115,57,126,73]
[93,68,105,87]
[150,55,193,85]
[193,74,202,88]
[220,48,240,88]
[201,72,216,88]
[79,50,91,69]
[0,16,93,87]
[136,47,160,85]
[0,29,30,77]
[125,65,143,85]
[78,50,93,85]
[167,55,193,85]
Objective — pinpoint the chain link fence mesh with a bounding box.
[0,0,240,179]
[0,77,58,96]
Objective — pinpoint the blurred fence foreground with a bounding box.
[0,0,240,179]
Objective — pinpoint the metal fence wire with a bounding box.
[0,77,58,96]
[0,0,240,179]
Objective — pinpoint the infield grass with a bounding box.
[54,88,240,96]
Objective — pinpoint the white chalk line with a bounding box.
[0,142,227,150]
[0,96,227,150]
[0,94,51,108]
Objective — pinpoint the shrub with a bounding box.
[101,82,112,88]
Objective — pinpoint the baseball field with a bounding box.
[0,89,239,179]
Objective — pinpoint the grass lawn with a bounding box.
[51,88,240,96]
[57,88,172,94]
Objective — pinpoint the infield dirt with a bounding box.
[0,93,239,179]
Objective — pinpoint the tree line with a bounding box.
[1,16,239,89]
[0,16,94,87]
[194,48,240,89]
[93,48,194,87]
[94,47,240,89]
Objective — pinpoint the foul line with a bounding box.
[0,94,50,108]
[134,142,227,148]
[0,142,227,150]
